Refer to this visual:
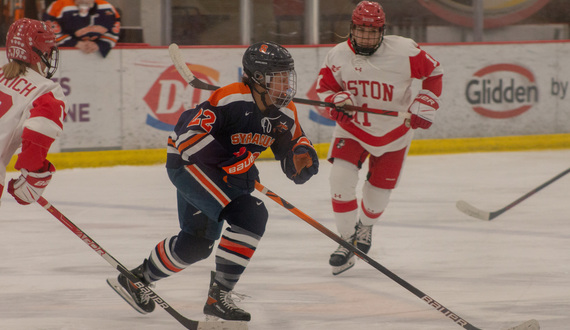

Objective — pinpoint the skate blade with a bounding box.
[332,258,356,275]
[106,277,149,315]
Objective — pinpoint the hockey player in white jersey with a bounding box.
[316,1,443,275]
[0,18,67,206]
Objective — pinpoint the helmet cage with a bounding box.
[34,46,59,79]
[263,70,297,109]
[350,23,384,56]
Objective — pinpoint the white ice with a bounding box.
[1,150,569,330]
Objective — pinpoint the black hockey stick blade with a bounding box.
[37,197,247,330]
[167,43,409,118]
[457,167,570,221]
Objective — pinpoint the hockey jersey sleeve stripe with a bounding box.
[176,131,209,153]
[27,92,66,139]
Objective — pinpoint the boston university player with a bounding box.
[317,1,443,275]
[0,18,66,207]
[107,41,318,322]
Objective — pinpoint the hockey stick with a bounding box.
[457,167,570,221]
[168,43,410,119]
[254,181,539,330]
[36,197,246,330]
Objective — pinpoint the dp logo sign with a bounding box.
[144,64,219,131]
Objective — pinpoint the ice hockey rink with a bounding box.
[1,149,568,330]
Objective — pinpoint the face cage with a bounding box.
[264,70,297,109]
[350,24,383,56]
[34,47,59,79]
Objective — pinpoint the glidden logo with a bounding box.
[465,64,538,119]
[144,64,219,131]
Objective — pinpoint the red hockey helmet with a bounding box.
[350,1,386,56]
[6,18,59,78]
[352,1,385,28]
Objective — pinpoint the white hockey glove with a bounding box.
[407,90,440,129]
[8,161,55,205]
[326,91,355,124]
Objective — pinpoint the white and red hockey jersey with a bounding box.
[317,36,443,156]
[0,68,67,198]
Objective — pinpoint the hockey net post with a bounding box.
[36,197,247,330]
[168,43,410,119]
[254,181,539,330]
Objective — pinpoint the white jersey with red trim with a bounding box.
[317,35,443,156]
[0,68,67,190]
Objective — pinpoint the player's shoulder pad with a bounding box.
[46,0,76,17]
[383,35,421,56]
[208,82,254,108]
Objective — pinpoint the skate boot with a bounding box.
[107,261,156,314]
[203,271,251,321]
[354,220,372,254]
[329,235,356,275]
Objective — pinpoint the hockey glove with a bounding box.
[8,160,55,205]
[407,90,439,129]
[220,147,259,193]
[327,91,355,124]
[281,145,319,184]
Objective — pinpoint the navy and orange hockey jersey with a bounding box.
[43,0,120,57]
[166,82,314,170]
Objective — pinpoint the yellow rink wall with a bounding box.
[7,134,570,171]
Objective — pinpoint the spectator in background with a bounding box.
[43,0,120,57]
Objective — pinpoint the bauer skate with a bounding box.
[203,271,251,321]
[329,235,356,275]
[106,262,156,314]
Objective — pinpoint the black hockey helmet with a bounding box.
[242,41,297,108]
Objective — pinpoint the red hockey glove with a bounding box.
[407,90,439,129]
[8,160,55,205]
[220,147,259,193]
[327,91,355,124]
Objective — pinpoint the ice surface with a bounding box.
[1,150,568,329]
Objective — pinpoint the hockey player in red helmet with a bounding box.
[1,18,67,207]
[316,1,444,275]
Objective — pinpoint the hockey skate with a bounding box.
[329,236,356,275]
[354,220,372,254]
[203,272,251,321]
[106,262,156,314]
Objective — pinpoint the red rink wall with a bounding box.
[1,41,569,152]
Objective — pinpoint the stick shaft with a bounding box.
[254,182,480,330]
[36,197,200,330]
